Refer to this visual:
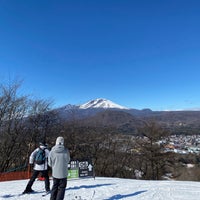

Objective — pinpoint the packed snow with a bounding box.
[1,177,200,200]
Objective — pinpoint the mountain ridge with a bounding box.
[77,98,200,112]
[78,98,129,110]
[55,98,200,135]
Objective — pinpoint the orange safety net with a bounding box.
[0,171,31,182]
[0,166,31,182]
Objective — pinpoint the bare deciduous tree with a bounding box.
[135,120,172,180]
[0,81,28,172]
[0,81,55,172]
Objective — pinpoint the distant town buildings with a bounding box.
[161,134,200,154]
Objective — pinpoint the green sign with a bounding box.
[68,169,79,179]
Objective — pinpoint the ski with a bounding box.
[20,190,44,196]
[2,190,42,198]
[42,191,51,197]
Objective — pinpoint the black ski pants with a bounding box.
[26,169,50,191]
[50,177,67,200]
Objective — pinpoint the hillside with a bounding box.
[76,109,200,135]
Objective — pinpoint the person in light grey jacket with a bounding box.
[48,136,70,200]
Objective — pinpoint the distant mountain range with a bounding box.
[56,98,200,135]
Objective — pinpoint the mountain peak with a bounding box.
[79,98,128,110]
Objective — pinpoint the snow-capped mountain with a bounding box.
[79,98,129,110]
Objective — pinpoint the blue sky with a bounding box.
[0,0,200,111]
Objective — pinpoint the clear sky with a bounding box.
[0,0,200,111]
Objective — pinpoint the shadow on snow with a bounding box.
[67,184,147,200]
[67,183,114,190]
[1,194,14,198]
[104,190,147,200]
[1,191,44,198]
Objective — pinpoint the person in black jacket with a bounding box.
[23,142,50,194]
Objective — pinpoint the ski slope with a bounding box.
[0,177,200,200]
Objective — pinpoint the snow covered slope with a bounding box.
[79,98,128,110]
[1,177,200,200]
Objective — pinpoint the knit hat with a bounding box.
[39,141,47,148]
[56,136,64,145]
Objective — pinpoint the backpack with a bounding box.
[35,148,46,165]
